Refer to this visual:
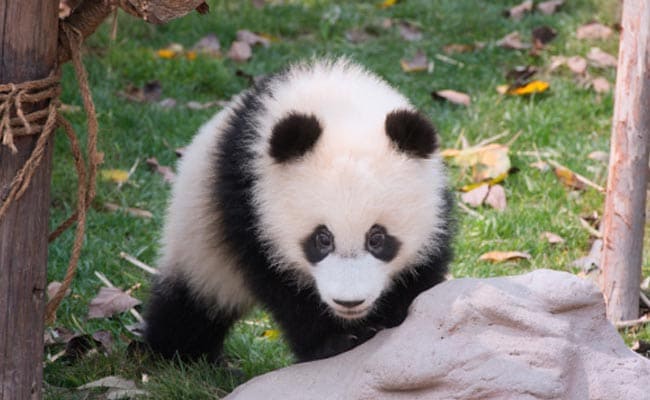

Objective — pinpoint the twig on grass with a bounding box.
[616,314,650,330]
[545,159,605,192]
[457,201,485,220]
[120,251,157,275]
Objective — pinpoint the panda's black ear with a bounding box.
[385,109,437,158]
[269,112,322,163]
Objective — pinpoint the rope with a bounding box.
[0,22,102,324]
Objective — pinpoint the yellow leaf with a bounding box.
[156,49,177,59]
[479,251,531,263]
[185,51,197,61]
[261,329,280,340]
[507,80,550,95]
[553,166,585,190]
[379,0,398,8]
[460,171,510,192]
[442,143,511,182]
[100,169,129,184]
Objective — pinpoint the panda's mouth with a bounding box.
[332,306,371,320]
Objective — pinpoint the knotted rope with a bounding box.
[0,23,101,324]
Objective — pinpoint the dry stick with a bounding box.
[94,271,144,323]
[579,217,603,238]
[457,200,485,220]
[545,159,605,192]
[640,291,650,309]
[616,315,650,330]
[120,252,158,275]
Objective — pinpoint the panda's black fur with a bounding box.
[145,60,454,363]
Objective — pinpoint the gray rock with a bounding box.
[226,270,650,400]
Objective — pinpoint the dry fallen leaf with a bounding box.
[507,80,549,95]
[44,326,76,346]
[192,33,221,56]
[261,329,281,340]
[541,231,565,244]
[156,43,184,59]
[567,56,588,74]
[497,31,530,50]
[479,251,531,263]
[590,77,611,93]
[400,51,429,72]
[442,143,511,182]
[504,0,533,20]
[78,376,136,391]
[432,90,471,106]
[506,65,538,87]
[236,29,271,47]
[397,21,422,41]
[100,169,129,185]
[554,165,585,190]
[146,157,175,183]
[443,43,477,54]
[484,184,507,211]
[576,22,613,40]
[587,47,617,68]
[537,0,564,15]
[532,25,557,48]
[88,287,142,319]
[47,281,70,300]
[379,0,398,9]
[460,184,489,208]
[227,41,253,62]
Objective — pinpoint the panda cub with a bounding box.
[145,59,454,363]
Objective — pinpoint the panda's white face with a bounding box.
[250,60,449,320]
[302,224,399,319]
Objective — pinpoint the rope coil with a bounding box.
[0,23,101,324]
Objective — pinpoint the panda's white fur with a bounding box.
[145,58,453,362]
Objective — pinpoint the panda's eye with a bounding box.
[315,228,334,252]
[366,225,386,252]
[302,225,335,264]
[366,224,401,262]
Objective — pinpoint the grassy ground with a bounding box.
[44,0,648,398]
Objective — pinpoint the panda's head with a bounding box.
[252,61,449,320]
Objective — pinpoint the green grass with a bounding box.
[45,0,648,398]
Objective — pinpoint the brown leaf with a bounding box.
[145,157,175,183]
[549,55,567,71]
[62,335,105,362]
[47,281,71,300]
[400,51,429,72]
[92,330,115,354]
[192,33,221,56]
[479,251,531,263]
[541,231,565,244]
[484,184,507,211]
[497,31,529,50]
[236,29,271,47]
[587,47,617,68]
[432,90,471,106]
[44,326,76,346]
[590,77,611,93]
[567,56,588,74]
[103,202,153,219]
[532,25,557,46]
[78,375,136,391]
[576,22,613,40]
[227,41,252,62]
[460,184,489,207]
[504,0,533,20]
[554,166,585,190]
[506,65,537,86]
[252,0,266,8]
[87,287,142,319]
[397,21,422,41]
[536,0,564,15]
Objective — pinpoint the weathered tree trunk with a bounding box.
[0,1,58,399]
[601,0,650,322]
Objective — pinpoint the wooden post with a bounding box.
[0,0,59,399]
[601,0,650,322]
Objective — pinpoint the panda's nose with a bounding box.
[333,299,364,308]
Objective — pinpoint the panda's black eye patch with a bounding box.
[302,225,335,264]
[366,224,401,262]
